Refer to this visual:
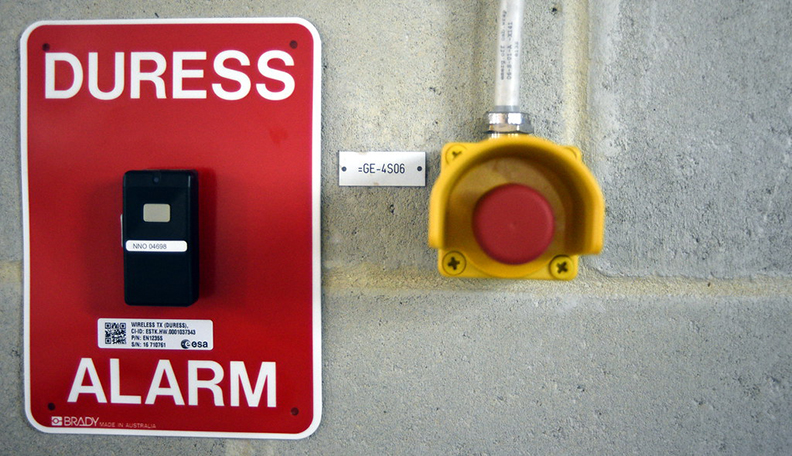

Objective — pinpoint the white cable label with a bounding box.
[125,240,187,252]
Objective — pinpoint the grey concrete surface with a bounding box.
[587,0,792,278]
[2,0,791,454]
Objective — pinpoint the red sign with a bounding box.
[21,19,321,438]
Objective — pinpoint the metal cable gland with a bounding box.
[484,111,534,135]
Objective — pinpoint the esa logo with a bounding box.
[180,339,209,349]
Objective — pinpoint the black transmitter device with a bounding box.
[122,170,199,306]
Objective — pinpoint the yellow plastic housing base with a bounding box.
[428,135,605,280]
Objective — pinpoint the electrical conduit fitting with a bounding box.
[484,111,534,135]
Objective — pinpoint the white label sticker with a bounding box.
[125,240,187,252]
[98,319,213,350]
[339,151,426,187]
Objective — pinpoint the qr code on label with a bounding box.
[104,322,126,345]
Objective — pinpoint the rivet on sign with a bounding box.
[442,251,466,276]
[549,255,573,279]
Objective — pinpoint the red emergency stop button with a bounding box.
[472,183,555,265]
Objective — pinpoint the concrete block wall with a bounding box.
[2,0,790,454]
